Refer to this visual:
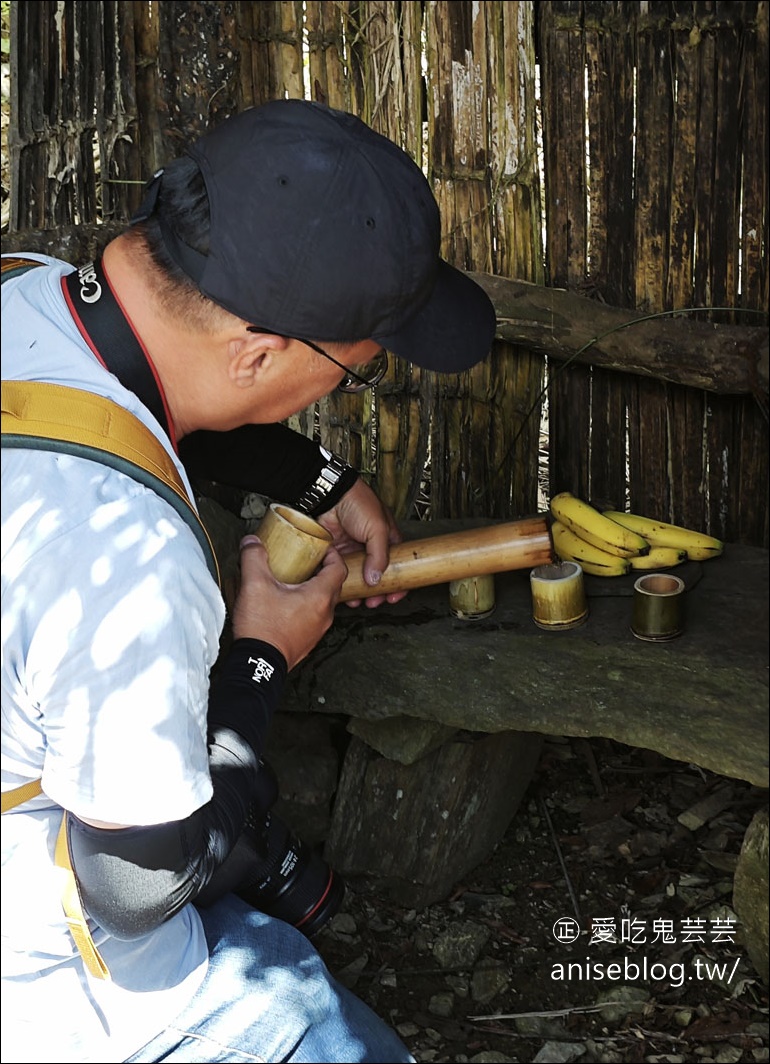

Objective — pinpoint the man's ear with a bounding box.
[228,331,290,388]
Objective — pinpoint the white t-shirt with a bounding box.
[2,255,227,1062]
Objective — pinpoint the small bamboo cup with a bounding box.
[256,503,333,584]
[529,560,588,630]
[631,572,685,641]
[449,574,496,619]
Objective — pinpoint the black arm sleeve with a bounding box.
[67,638,287,940]
[179,423,358,514]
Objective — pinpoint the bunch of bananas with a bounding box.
[549,492,724,577]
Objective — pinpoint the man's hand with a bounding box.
[316,478,406,608]
[232,536,347,670]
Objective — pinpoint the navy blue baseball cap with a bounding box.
[133,99,496,373]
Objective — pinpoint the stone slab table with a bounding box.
[282,525,769,790]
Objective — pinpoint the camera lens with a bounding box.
[194,759,344,937]
[238,805,345,938]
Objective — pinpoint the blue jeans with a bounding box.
[124,895,414,1063]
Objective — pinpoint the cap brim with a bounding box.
[373,261,497,372]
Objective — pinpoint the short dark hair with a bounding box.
[128,156,231,329]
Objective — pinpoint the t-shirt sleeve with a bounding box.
[12,456,226,826]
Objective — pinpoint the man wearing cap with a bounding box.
[1,99,495,1063]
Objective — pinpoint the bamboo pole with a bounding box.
[339,516,553,602]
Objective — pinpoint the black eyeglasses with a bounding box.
[247,327,388,393]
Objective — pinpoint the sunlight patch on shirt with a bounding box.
[90,553,113,587]
[1,496,49,580]
[27,589,85,703]
[88,496,132,532]
[91,575,173,669]
[93,657,211,824]
[138,517,181,566]
[113,520,147,553]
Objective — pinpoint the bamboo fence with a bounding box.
[4,0,768,544]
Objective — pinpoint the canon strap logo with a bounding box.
[77,262,102,304]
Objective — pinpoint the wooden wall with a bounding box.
[538,1,768,544]
[4,1,768,544]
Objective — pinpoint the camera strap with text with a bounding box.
[61,257,176,445]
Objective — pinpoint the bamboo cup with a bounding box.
[256,503,333,584]
[631,572,685,641]
[449,574,496,619]
[529,560,588,630]
[339,516,552,602]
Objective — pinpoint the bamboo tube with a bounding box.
[339,516,552,602]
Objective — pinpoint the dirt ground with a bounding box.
[312,737,769,1064]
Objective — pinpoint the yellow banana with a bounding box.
[602,511,723,561]
[629,546,687,570]
[550,492,649,557]
[551,520,632,576]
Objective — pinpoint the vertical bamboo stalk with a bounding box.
[483,1,545,517]
[582,3,635,509]
[426,1,495,518]
[305,0,351,108]
[666,0,708,547]
[741,3,769,312]
[304,2,370,472]
[537,2,591,503]
[634,8,673,314]
[357,0,430,518]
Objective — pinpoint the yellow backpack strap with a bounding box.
[55,814,111,980]
[3,782,110,980]
[1,256,44,281]
[1,380,220,588]
[1,778,43,813]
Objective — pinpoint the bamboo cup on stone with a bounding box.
[256,503,333,584]
[529,560,588,630]
[449,574,496,619]
[631,572,685,641]
[339,516,552,602]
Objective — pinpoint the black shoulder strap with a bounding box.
[61,260,174,440]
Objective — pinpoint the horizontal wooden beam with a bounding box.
[470,271,769,398]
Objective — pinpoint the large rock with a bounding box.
[733,808,769,985]
[347,715,458,765]
[325,730,543,907]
